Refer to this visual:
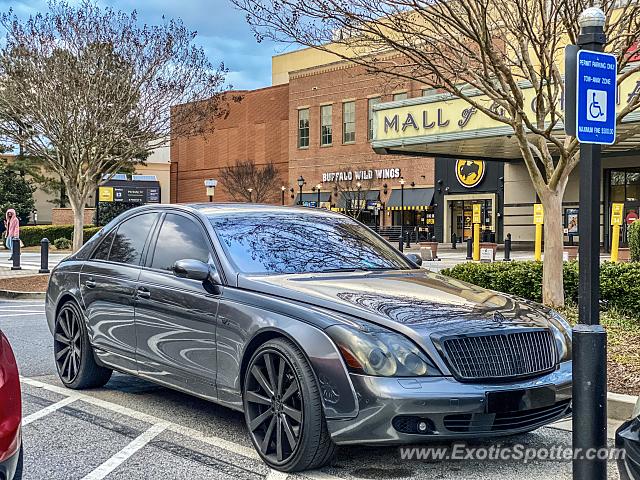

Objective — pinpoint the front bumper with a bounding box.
[327,360,572,445]
[616,416,640,480]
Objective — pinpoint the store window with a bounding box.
[368,97,381,140]
[610,168,640,202]
[343,101,356,144]
[298,108,310,148]
[320,105,332,146]
[393,92,408,101]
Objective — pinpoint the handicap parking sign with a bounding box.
[576,50,617,145]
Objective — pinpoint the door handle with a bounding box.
[136,287,151,299]
[85,279,96,288]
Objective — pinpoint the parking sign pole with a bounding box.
[572,8,608,480]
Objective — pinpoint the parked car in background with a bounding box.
[0,330,22,480]
[617,397,640,480]
[46,204,573,472]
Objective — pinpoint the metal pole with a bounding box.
[39,238,50,274]
[318,188,321,207]
[503,233,512,261]
[299,185,303,206]
[399,183,404,252]
[282,189,285,206]
[11,238,21,271]
[466,238,473,260]
[573,9,607,480]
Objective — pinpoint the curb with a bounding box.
[0,289,46,299]
[608,391,638,420]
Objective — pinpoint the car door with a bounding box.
[80,211,160,374]
[134,211,220,399]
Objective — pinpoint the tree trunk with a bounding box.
[541,187,566,307]
[68,194,86,253]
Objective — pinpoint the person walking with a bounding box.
[5,209,19,261]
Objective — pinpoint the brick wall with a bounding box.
[171,84,290,204]
[52,208,96,225]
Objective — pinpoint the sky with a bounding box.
[0,0,289,90]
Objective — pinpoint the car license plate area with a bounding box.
[486,386,556,414]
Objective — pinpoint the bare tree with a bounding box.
[234,0,640,306]
[0,1,233,250]
[220,159,280,203]
[332,177,375,220]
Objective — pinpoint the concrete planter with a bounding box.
[563,245,578,261]
[419,241,439,261]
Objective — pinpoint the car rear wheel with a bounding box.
[243,338,337,472]
[54,301,112,389]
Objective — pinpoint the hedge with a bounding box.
[441,260,640,318]
[19,225,102,247]
[630,220,640,262]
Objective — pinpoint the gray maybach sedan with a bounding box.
[45,204,573,472]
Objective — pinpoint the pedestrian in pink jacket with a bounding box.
[4,209,19,261]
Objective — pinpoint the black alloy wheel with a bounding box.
[243,338,336,472]
[54,303,83,384]
[53,301,112,389]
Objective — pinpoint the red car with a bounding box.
[0,330,22,480]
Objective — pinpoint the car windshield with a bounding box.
[208,210,413,274]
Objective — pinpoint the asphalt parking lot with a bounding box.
[0,299,622,480]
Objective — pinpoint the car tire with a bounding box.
[243,337,337,472]
[12,445,23,480]
[54,301,112,389]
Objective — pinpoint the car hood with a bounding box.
[237,269,554,340]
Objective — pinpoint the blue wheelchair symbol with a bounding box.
[589,91,604,119]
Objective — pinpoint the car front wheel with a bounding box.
[243,338,336,472]
[54,301,112,389]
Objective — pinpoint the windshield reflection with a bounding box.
[208,211,412,274]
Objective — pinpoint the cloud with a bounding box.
[0,0,284,90]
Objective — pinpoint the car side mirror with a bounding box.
[173,259,221,284]
[405,253,423,267]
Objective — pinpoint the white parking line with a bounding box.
[20,377,344,480]
[22,396,78,426]
[0,312,45,317]
[267,470,290,480]
[81,422,169,480]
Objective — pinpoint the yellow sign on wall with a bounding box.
[99,186,114,202]
[611,203,624,225]
[472,204,481,224]
[534,204,544,224]
[455,160,486,188]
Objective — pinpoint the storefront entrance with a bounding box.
[444,194,497,243]
[606,168,640,247]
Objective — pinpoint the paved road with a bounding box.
[0,300,622,480]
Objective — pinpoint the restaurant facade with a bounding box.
[171,47,640,247]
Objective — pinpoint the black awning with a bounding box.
[294,192,332,205]
[335,190,380,209]
[387,188,434,210]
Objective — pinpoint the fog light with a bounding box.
[417,421,428,432]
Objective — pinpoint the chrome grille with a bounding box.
[441,329,558,381]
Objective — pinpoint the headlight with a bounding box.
[549,310,572,362]
[326,324,441,377]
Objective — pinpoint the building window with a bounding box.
[393,92,408,101]
[320,105,332,146]
[298,108,309,148]
[343,101,356,144]
[368,97,381,140]
[422,88,436,97]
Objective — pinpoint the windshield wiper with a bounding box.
[317,267,396,273]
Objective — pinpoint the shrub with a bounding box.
[53,237,72,250]
[20,225,101,247]
[629,220,640,262]
[441,260,640,318]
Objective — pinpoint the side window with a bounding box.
[91,229,116,261]
[150,214,210,272]
[108,213,158,265]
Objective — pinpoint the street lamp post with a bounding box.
[399,177,405,252]
[316,184,321,207]
[573,7,608,480]
[356,181,361,219]
[247,188,253,203]
[297,176,305,205]
[281,186,286,206]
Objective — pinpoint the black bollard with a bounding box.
[11,238,21,271]
[39,238,50,274]
[451,232,457,249]
[466,238,473,260]
[503,233,512,262]
[405,229,411,249]
[569,233,574,246]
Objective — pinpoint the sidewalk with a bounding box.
[0,251,68,276]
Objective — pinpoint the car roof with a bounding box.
[127,202,345,219]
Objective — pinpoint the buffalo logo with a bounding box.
[455,160,485,188]
[492,311,507,325]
